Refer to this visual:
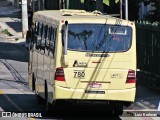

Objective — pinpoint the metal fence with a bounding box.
[136,21,160,90]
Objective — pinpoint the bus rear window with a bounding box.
[66,24,132,52]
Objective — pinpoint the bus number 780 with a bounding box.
[74,71,85,78]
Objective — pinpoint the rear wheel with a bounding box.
[113,104,123,116]
[106,105,114,116]
[35,78,45,104]
[44,81,52,111]
[32,74,35,91]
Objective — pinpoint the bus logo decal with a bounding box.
[73,60,87,67]
[85,53,110,57]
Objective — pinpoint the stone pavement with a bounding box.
[0,0,25,43]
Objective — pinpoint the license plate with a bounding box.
[85,90,105,94]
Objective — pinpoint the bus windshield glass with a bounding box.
[66,24,132,52]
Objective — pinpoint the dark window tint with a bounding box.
[49,27,57,58]
[41,25,47,51]
[45,26,51,53]
[36,23,43,50]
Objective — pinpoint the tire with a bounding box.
[35,77,44,104]
[44,81,52,111]
[113,104,123,116]
[106,105,114,116]
[32,74,35,91]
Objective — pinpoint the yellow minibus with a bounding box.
[28,9,136,115]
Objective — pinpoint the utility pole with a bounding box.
[22,0,28,38]
[120,0,122,19]
[66,0,69,9]
[124,0,128,20]
[62,0,65,9]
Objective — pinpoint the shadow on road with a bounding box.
[0,94,122,120]
[126,85,160,111]
[6,21,22,33]
[0,42,28,62]
[0,94,44,112]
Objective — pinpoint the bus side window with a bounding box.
[33,22,38,49]
[41,24,47,52]
[45,26,50,56]
[49,27,57,58]
[29,27,34,51]
[36,23,43,50]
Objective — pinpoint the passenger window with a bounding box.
[33,22,38,49]
[49,27,57,58]
[45,26,50,55]
[29,27,34,51]
[36,23,43,50]
[41,24,47,52]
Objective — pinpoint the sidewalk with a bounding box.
[0,0,25,43]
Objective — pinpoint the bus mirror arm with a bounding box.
[63,21,69,66]
[63,54,69,66]
[64,21,68,55]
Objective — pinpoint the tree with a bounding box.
[81,0,120,6]
[128,0,142,20]
[144,0,160,22]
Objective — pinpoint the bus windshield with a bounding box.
[66,24,132,52]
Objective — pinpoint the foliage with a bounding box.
[128,0,147,20]
[15,38,19,41]
[80,0,120,6]
[127,0,157,21]
[144,0,160,22]
[103,0,120,6]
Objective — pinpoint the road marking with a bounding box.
[3,94,23,112]
[0,89,4,94]
[0,90,37,120]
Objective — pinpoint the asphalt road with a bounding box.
[0,38,44,119]
[0,37,160,120]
